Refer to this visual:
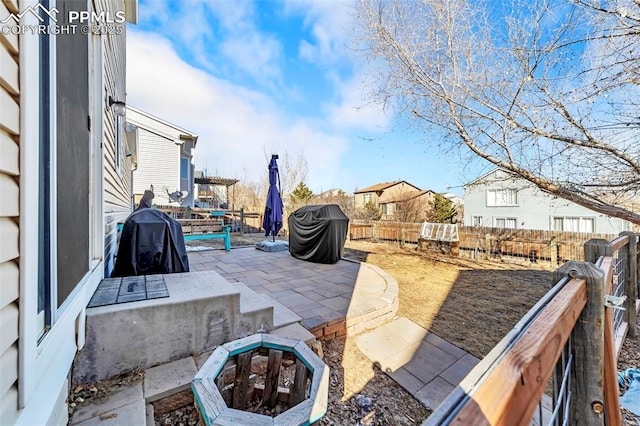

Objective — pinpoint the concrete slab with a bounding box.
[72,400,146,426]
[70,383,143,425]
[144,357,198,403]
[387,368,425,395]
[403,342,457,384]
[440,353,480,386]
[424,332,467,359]
[415,377,456,411]
[356,316,479,412]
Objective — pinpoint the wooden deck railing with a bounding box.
[426,233,639,425]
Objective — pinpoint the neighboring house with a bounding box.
[354,181,422,211]
[194,173,239,209]
[126,106,198,208]
[464,168,631,233]
[442,192,464,206]
[379,190,435,222]
[0,1,137,424]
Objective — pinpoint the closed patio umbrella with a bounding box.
[262,154,283,241]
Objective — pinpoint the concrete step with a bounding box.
[69,383,145,426]
[235,286,302,329]
[73,271,275,385]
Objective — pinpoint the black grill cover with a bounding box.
[288,204,349,264]
[112,208,189,277]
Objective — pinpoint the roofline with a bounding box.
[382,189,435,203]
[126,105,199,145]
[354,180,420,194]
[463,167,514,187]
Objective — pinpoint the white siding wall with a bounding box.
[0,0,20,422]
[133,128,180,205]
[101,0,134,276]
[464,170,630,234]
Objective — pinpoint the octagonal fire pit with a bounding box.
[192,333,329,425]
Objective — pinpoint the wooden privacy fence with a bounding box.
[349,221,617,266]
[426,233,639,425]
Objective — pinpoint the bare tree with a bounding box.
[357,0,640,224]
[393,190,430,222]
[313,189,355,217]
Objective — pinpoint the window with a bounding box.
[37,0,95,334]
[553,217,594,233]
[486,189,518,206]
[472,216,483,226]
[363,193,372,204]
[180,157,190,195]
[495,217,517,229]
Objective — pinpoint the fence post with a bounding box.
[550,236,558,267]
[485,234,491,260]
[400,228,405,248]
[554,260,606,425]
[240,208,245,236]
[621,231,638,337]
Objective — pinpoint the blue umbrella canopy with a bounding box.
[263,155,284,240]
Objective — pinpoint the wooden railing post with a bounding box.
[555,260,606,426]
[620,231,638,337]
[584,238,613,263]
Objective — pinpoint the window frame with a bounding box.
[552,216,595,233]
[19,2,105,409]
[494,217,517,229]
[486,188,518,207]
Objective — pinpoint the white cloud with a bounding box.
[285,0,355,65]
[324,71,391,132]
[126,30,348,192]
[220,32,284,86]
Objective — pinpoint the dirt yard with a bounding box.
[343,240,554,358]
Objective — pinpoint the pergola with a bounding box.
[194,176,239,209]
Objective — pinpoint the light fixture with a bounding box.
[108,95,126,117]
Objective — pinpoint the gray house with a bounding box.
[463,168,631,234]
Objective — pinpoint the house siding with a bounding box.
[133,127,180,202]
[101,0,134,277]
[1,0,134,423]
[127,107,197,208]
[464,170,631,234]
[0,0,20,420]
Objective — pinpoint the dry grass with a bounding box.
[344,241,553,358]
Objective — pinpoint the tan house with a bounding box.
[355,181,436,221]
[379,189,436,222]
[354,181,422,210]
[0,0,137,424]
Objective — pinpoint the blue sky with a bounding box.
[126,0,480,195]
